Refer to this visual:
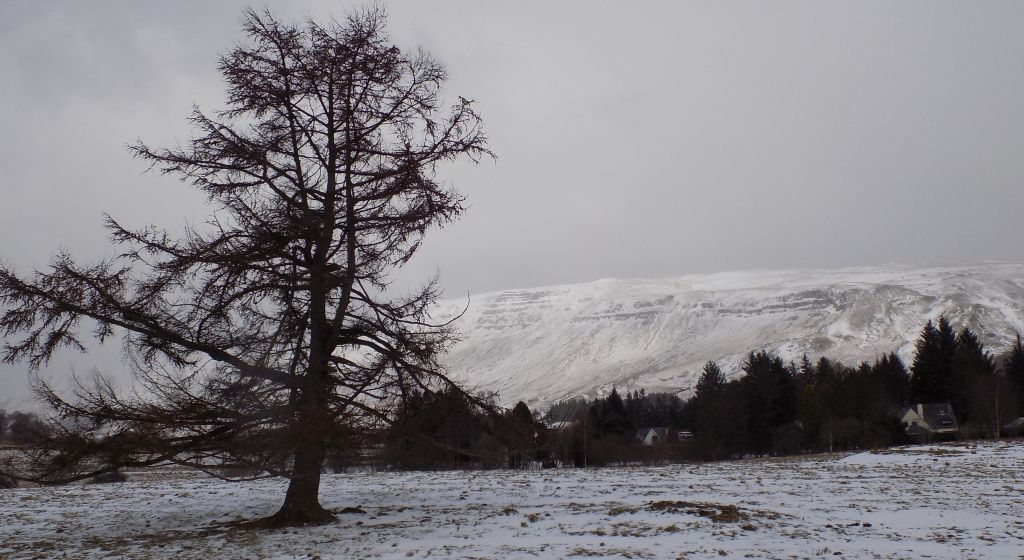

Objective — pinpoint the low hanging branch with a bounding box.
[0,6,492,526]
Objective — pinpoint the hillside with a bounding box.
[433,263,1024,409]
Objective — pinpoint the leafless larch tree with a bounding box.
[0,7,490,525]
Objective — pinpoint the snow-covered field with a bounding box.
[2,441,1022,559]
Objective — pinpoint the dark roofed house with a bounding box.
[900,403,959,438]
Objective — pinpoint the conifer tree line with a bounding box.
[4,316,1023,472]
[363,389,545,470]
[0,409,50,446]
[367,316,1024,469]
[539,317,1024,465]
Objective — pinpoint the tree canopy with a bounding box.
[0,7,489,525]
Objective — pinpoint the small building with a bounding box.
[900,403,959,437]
[635,427,671,446]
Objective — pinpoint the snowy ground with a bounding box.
[1,441,1023,559]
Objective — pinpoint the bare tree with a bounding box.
[0,7,489,525]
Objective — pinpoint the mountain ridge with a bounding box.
[433,262,1024,410]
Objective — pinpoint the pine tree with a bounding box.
[692,361,726,435]
[911,319,949,402]
[694,361,726,404]
[741,351,798,453]
[954,326,994,423]
[511,401,534,424]
[689,361,729,458]
[797,354,816,387]
[815,357,837,386]
[874,352,910,404]
[506,401,538,469]
[598,388,633,436]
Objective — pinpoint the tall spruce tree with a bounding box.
[694,361,726,404]
[815,356,838,386]
[797,354,816,387]
[506,401,539,469]
[953,326,994,422]
[1007,333,1024,412]
[910,319,955,403]
[595,388,633,436]
[692,361,726,437]
[874,352,910,405]
[741,351,798,453]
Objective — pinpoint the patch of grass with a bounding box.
[647,500,750,523]
[608,505,639,516]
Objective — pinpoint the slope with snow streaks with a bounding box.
[433,264,1024,409]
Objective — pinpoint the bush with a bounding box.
[91,468,127,484]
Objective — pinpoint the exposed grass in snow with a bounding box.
[1,441,1023,559]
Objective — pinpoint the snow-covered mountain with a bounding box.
[433,263,1024,410]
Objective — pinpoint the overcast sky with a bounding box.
[2,1,1024,406]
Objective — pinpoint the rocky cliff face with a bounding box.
[433,263,1024,410]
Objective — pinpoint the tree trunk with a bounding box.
[264,325,335,527]
[266,443,334,526]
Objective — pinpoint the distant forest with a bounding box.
[3,317,1023,472]
[374,316,1024,469]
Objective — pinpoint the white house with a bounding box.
[635,427,671,446]
[900,403,959,437]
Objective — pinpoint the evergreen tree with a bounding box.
[694,361,726,404]
[937,317,958,358]
[6,412,50,445]
[911,319,953,402]
[815,357,838,386]
[741,351,798,453]
[511,401,534,424]
[873,352,910,405]
[797,354,816,387]
[506,401,539,468]
[1006,333,1024,412]
[544,397,590,424]
[625,389,647,426]
[692,361,727,445]
[643,392,685,427]
[596,388,633,436]
[385,389,489,469]
[954,326,995,423]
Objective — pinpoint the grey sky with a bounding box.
[2,1,1024,406]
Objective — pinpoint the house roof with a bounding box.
[920,403,959,430]
[901,402,959,432]
[635,427,670,441]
